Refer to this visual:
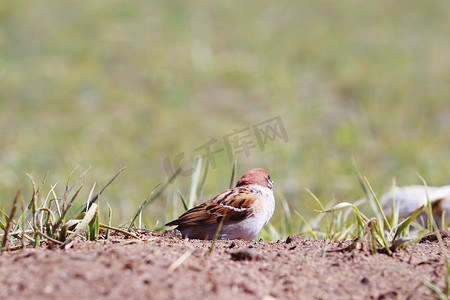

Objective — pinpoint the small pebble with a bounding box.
[286,235,302,244]
[231,248,262,261]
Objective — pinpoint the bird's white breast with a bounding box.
[221,184,275,240]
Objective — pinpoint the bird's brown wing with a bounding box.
[165,187,258,226]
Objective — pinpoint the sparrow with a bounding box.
[165,168,275,240]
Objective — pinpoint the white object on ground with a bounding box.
[381,185,450,221]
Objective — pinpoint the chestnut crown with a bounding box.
[236,168,273,190]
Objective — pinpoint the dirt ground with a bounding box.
[0,230,448,300]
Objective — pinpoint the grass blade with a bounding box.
[315,202,368,238]
[305,188,330,237]
[168,248,194,272]
[390,178,400,228]
[423,277,447,300]
[26,173,39,247]
[20,190,25,250]
[198,159,209,199]
[229,160,237,189]
[1,186,21,253]
[416,173,434,231]
[39,183,58,229]
[69,167,126,220]
[60,203,99,248]
[129,184,161,231]
[294,210,318,240]
[100,224,139,239]
[281,197,293,236]
[0,210,7,231]
[391,205,424,242]
[88,208,100,241]
[53,178,84,232]
[209,212,227,254]
[179,191,188,211]
[106,203,112,239]
[352,158,375,207]
[188,155,202,209]
[363,176,392,232]
[62,167,80,211]
[129,166,182,231]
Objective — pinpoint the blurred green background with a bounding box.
[1,1,449,228]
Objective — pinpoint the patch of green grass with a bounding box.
[0,168,137,252]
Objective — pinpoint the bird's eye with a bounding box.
[267,175,273,190]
